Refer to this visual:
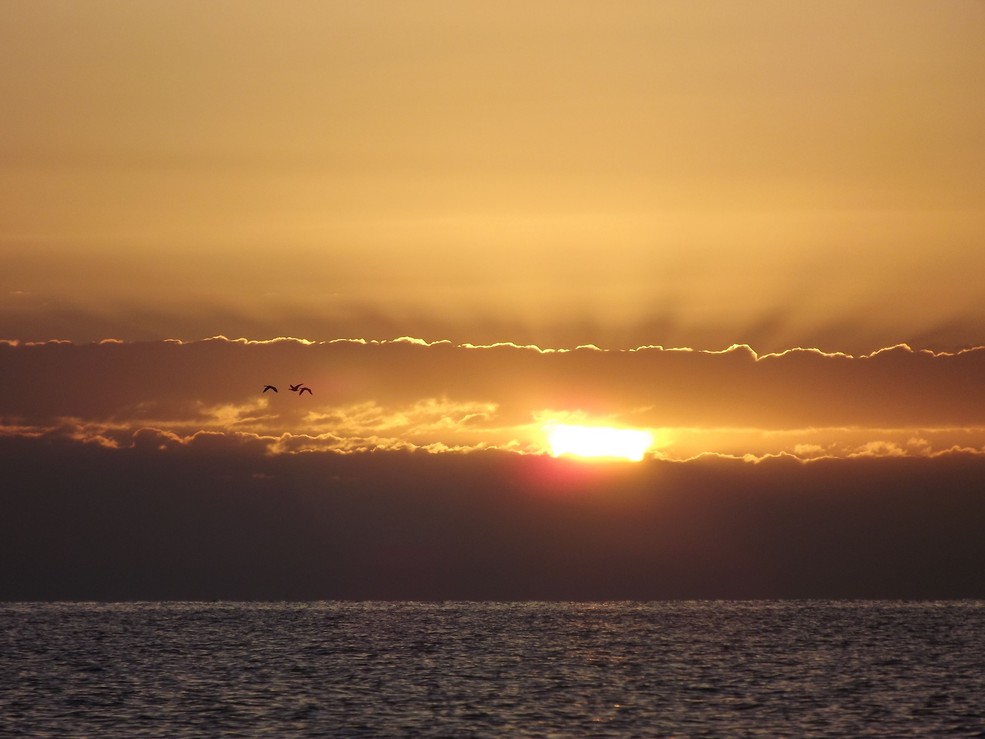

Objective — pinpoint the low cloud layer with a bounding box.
[6,338,983,599]
[3,435,983,600]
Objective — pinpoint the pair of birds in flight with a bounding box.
[263,383,312,396]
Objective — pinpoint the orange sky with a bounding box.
[3,3,985,599]
[2,1,984,350]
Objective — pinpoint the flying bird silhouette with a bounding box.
[298,386,313,396]
[262,385,278,393]
[289,383,305,392]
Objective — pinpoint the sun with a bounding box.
[544,423,654,462]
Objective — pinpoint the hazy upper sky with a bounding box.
[3,0,984,349]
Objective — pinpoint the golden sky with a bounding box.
[2,1,984,349]
[3,3,985,599]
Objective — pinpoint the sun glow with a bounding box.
[545,423,654,462]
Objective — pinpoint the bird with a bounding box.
[262,385,278,393]
[298,386,312,396]
[289,383,305,392]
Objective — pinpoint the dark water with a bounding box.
[2,602,984,737]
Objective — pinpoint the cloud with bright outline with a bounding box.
[3,336,985,459]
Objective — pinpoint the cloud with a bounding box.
[2,435,984,600]
[3,338,985,458]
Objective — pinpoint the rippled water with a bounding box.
[2,601,984,737]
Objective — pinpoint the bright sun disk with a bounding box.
[545,423,654,462]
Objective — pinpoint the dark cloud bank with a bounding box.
[2,435,983,601]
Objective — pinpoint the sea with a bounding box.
[2,601,984,737]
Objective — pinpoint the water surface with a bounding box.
[2,601,984,736]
